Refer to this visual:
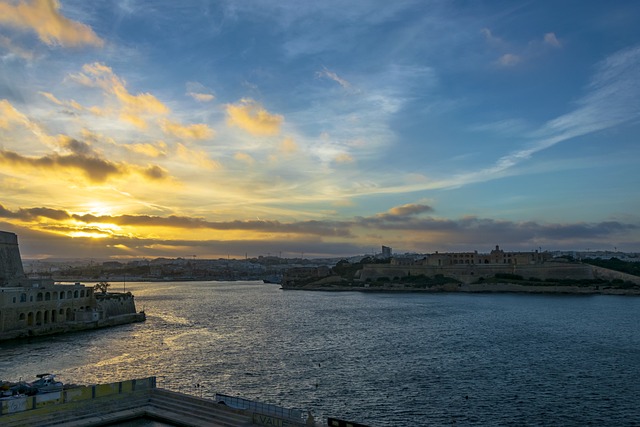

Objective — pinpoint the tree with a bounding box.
[94,281,110,294]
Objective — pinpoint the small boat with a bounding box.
[29,374,63,393]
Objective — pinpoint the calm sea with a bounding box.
[1,281,639,426]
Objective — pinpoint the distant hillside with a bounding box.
[582,258,640,277]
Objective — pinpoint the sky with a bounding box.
[0,0,639,260]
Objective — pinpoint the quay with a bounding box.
[0,376,319,426]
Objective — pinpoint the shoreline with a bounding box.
[282,282,640,296]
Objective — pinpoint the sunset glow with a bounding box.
[0,0,639,259]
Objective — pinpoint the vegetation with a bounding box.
[581,257,640,277]
[332,257,390,280]
[94,281,111,293]
[475,275,638,289]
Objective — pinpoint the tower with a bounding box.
[0,231,26,286]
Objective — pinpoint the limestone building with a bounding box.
[0,230,144,340]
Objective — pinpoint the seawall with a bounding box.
[359,263,600,284]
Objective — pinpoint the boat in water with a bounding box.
[0,374,63,398]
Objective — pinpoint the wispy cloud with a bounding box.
[483,28,563,67]
[186,81,215,102]
[316,66,351,89]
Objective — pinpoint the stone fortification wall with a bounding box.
[360,263,595,284]
[591,266,640,285]
[96,293,139,317]
[0,231,25,286]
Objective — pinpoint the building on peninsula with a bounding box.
[0,230,145,341]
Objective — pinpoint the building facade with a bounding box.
[0,230,144,340]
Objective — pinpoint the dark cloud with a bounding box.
[0,149,122,182]
[72,213,352,237]
[143,165,168,180]
[0,149,171,183]
[0,204,71,221]
[2,205,638,259]
[59,137,95,156]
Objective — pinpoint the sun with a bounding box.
[83,201,114,217]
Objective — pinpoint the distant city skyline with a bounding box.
[1,0,639,260]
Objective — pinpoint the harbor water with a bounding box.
[1,281,639,426]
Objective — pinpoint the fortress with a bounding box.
[0,231,145,341]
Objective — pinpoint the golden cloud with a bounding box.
[127,142,168,158]
[160,119,214,140]
[72,62,170,128]
[280,137,298,154]
[234,152,255,165]
[226,98,283,136]
[0,99,28,129]
[334,153,354,164]
[0,0,103,47]
[176,143,220,170]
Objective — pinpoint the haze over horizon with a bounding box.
[1,0,639,260]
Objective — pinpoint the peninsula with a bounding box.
[281,246,640,295]
[0,231,145,341]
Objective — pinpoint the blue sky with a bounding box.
[0,0,639,259]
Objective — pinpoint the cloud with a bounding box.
[544,32,561,48]
[0,146,172,184]
[0,204,71,221]
[280,137,298,154]
[57,135,97,156]
[2,204,637,256]
[0,149,122,182]
[142,165,169,180]
[334,153,354,164]
[0,99,29,129]
[0,0,103,47]
[498,53,521,67]
[70,62,170,128]
[176,143,220,170]
[188,92,215,102]
[480,28,503,46]
[234,152,255,165]
[316,66,351,89]
[0,34,34,59]
[385,203,435,218]
[226,98,283,136]
[126,142,168,158]
[160,119,214,140]
[186,81,214,102]
[484,28,562,67]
